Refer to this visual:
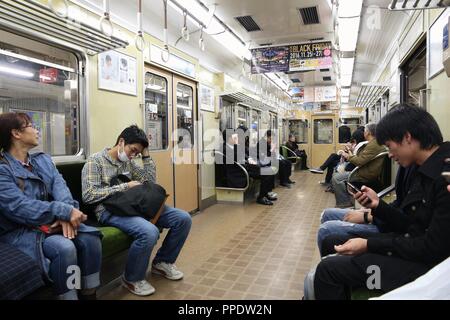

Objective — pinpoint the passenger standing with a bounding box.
[0,112,102,300]
[82,125,192,296]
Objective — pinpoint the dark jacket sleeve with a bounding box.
[368,182,450,266]
[371,200,413,233]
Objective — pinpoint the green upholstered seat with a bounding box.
[351,288,384,300]
[98,226,133,259]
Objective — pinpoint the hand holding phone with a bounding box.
[346,181,362,195]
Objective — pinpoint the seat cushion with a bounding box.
[351,288,384,300]
[0,243,45,300]
[98,226,133,259]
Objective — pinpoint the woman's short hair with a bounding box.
[376,104,443,149]
[0,112,32,152]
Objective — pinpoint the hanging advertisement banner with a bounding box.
[289,42,333,72]
[251,46,290,73]
[315,86,337,102]
[251,41,332,74]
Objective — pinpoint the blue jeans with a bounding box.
[99,205,192,282]
[43,233,102,299]
[317,208,379,256]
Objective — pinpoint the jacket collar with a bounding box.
[1,151,41,179]
[102,148,124,166]
[417,142,450,180]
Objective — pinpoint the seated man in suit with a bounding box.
[221,128,276,205]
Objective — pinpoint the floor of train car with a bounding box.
[101,170,335,300]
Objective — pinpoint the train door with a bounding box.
[144,65,199,212]
[173,75,198,212]
[311,115,335,168]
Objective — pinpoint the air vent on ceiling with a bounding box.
[298,6,320,25]
[323,76,332,81]
[309,37,324,42]
[291,79,301,83]
[235,15,262,32]
[320,68,330,72]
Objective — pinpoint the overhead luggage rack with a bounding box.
[220,92,277,112]
[355,83,390,110]
[0,0,129,54]
[388,0,450,10]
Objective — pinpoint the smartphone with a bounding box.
[346,181,361,194]
[442,171,450,183]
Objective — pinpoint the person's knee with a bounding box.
[55,238,77,264]
[320,209,336,223]
[136,223,160,247]
[75,233,102,254]
[177,211,192,230]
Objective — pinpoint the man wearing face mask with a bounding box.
[81,125,192,296]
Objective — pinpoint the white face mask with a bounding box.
[117,142,129,162]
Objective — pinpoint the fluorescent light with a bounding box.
[338,17,360,51]
[214,31,251,60]
[340,57,354,74]
[0,65,34,78]
[338,0,363,18]
[340,74,352,87]
[341,88,350,97]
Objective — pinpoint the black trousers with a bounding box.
[320,153,341,184]
[246,164,275,199]
[314,234,430,300]
[278,159,292,183]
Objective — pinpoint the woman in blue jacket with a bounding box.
[0,112,102,300]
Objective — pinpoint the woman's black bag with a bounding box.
[103,174,168,221]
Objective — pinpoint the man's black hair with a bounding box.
[350,128,365,144]
[115,125,149,148]
[266,130,272,138]
[376,103,443,149]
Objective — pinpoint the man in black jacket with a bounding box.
[305,104,450,300]
[221,129,276,205]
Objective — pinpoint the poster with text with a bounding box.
[251,46,290,74]
[289,42,332,72]
[98,50,137,96]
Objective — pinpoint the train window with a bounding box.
[289,120,308,144]
[314,119,333,144]
[250,109,260,146]
[176,83,194,149]
[237,105,248,128]
[338,118,360,143]
[0,41,80,156]
[145,73,168,150]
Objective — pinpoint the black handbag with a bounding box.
[103,175,168,221]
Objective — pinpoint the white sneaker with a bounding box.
[152,262,184,280]
[121,276,155,296]
[309,168,324,174]
[268,192,278,198]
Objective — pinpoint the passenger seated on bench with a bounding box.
[0,112,102,300]
[304,104,450,300]
[261,130,295,188]
[285,134,308,170]
[82,125,192,296]
[310,128,366,188]
[316,165,415,255]
[331,123,385,208]
[221,128,276,206]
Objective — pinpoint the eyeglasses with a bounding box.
[21,123,38,130]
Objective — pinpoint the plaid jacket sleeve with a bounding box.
[81,158,128,204]
[130,156,156,184]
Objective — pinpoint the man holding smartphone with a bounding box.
[304,104,450,300]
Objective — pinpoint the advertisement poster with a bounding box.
[98,50,137,96]
[251,46,290,73]
[289,86,304,99]
[315,86,337,102]
[199,84,215,112]
[289,42,332,72]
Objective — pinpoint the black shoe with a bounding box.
[288,179,296,184]
[256,197,273,205]
[267,195,277,201]
[280,183,292,188]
